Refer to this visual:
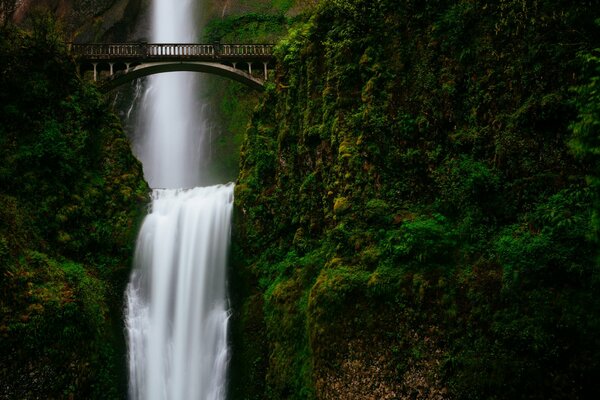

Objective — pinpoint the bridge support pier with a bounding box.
[263,62,268,80]
[92,63,97,81]
[248,62,252,75]
[109,63,114,75]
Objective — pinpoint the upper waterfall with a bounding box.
[133,0,206,189]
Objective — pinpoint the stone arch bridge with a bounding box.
[70,43,275,92]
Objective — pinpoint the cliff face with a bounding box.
[1,0,147,41]
[0,19,148,398]
[231,1,600,399]
[10,0,114,23]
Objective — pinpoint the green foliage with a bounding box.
[1,251,118,398]
[203,13,289,43]
[385,214,457,267]
[570,46,600,238]
[434,156,503,218]
[0,15,147,399]
[200,8,307,184]
[232,0,600,398]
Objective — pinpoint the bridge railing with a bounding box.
[146,44,215,57]
[220,44,273,56]
[71,44,144,57]
[71,43,274,60]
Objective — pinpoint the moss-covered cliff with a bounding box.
[0,16,147,399]
[232,1,600,399]
[198,1,308,184]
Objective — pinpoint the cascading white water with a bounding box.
[126,186,232,400]
[124,0,232,399]
[134,0,204,189]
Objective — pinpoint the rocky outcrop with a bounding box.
[1,0,148,41]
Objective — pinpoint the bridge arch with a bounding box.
[99,62,266,92]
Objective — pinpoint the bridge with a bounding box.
[71,43,275,92]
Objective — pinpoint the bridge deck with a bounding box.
[71,43,275,62]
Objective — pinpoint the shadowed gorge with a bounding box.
[1,0,600,399]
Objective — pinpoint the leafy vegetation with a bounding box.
[570,44,600,240]
[232,1,600,399]
[203,13,289,43]
[0,14,147,399]
[200,6,304,184]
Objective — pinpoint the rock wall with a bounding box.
[1,0,148,41]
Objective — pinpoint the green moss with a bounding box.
[332,196,350,215]
[232,0,600,398]
[203,13,290,43]
[569,46,600,240]
[0,18,147,398]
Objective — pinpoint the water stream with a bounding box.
[124,0,232,399]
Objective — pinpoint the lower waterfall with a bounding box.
[125,184,233,400]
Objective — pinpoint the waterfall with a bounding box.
[126,186,232,400]
[134,0,205,189]
[124,0,232,399]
